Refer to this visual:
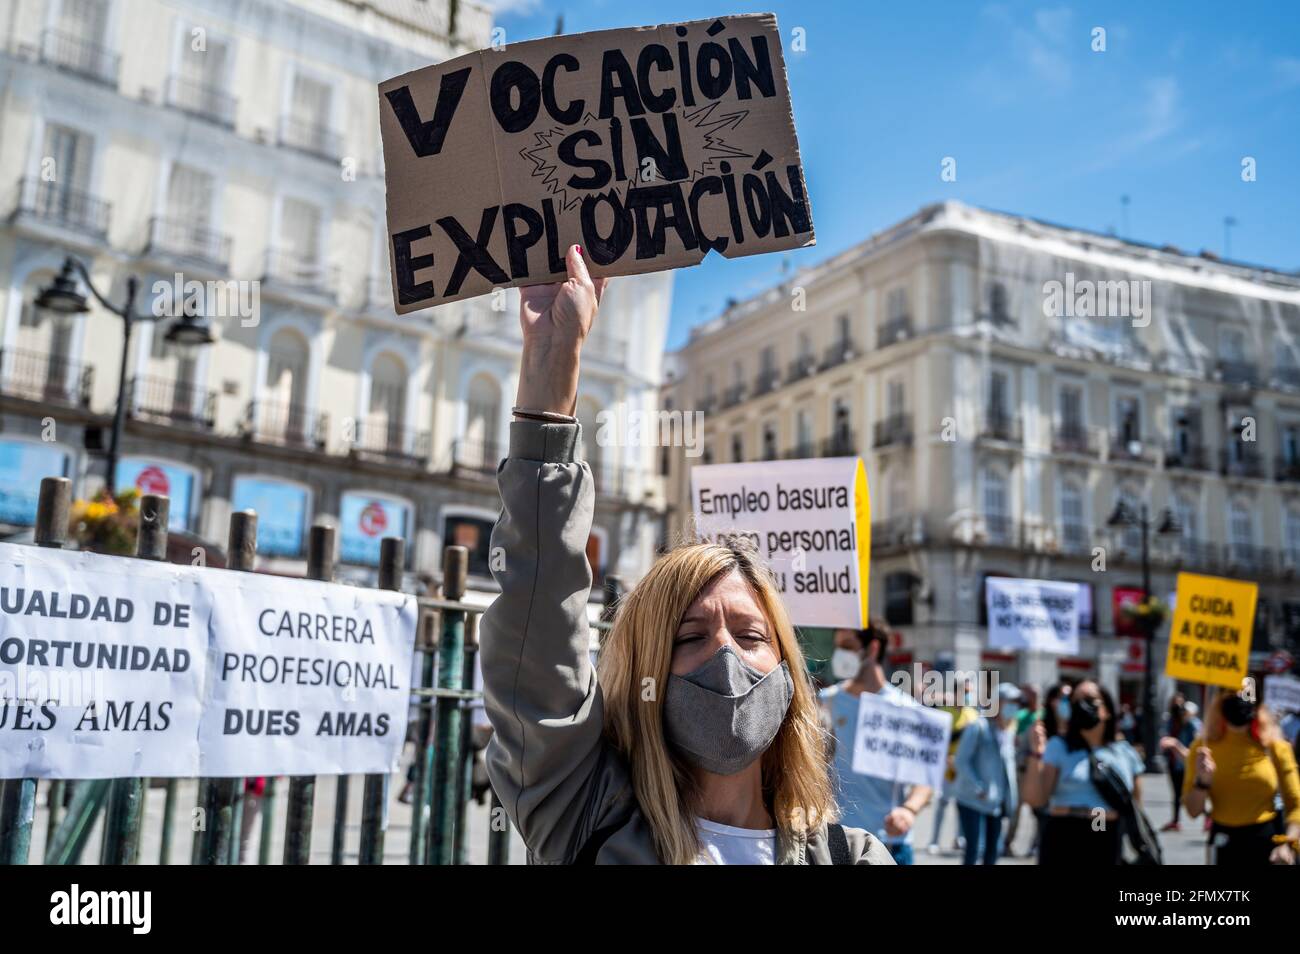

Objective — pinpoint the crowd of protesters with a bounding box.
[814,626,1300,867]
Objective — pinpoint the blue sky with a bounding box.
[489,1,1300,350]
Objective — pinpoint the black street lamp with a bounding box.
[1107,500,1180,772]
[36,257,215,494]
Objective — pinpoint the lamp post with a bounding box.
[36,257,214,494]
[1107,501,1180,772]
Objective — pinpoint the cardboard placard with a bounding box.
[849,690,952,792]
[689,457,868,629]
[985,578,1083,655]
[378,14,814,312]
[1165,572,1257,690]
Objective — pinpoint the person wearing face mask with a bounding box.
[1022,680,1144,864]
[1181,689,1300,865]
[1158,693,1201,832]
[477,247,894,865]
[819,624,933,864]
[951,682,1022,864]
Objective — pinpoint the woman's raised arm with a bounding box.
[479,248,618,863]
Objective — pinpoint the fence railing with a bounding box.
[0,475,614,865]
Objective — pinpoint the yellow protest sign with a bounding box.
[1165,573,1257,689]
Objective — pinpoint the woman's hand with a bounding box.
[1270,842,1296,865]
[1028,721,1047,758]
[1194,746,1215,787]
[515,245,607,415]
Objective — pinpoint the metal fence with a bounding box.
[0,475,611,865]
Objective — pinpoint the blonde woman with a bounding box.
[479,246,893,865]
[1181,688,1300,865]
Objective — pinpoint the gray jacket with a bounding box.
[479,420,895,865]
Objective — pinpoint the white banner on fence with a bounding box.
[985,578,1083,655]
[689,457,870,629]
[0,544,209,779]
[1264,674,1300,716]
[0,542,419,779]
[197,570,418,776]
[849,690,952,792]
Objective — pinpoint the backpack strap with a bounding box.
[826,822,852,865]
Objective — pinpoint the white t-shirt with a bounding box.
[695,818,777,865]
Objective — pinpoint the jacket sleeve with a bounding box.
[479,420,611,862]
[953,717,980,790]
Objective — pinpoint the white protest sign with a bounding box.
[985,578,1082,655]
[849,690,952,792]
[690,458,869,628]
[1264,674,1300,716]
[0,543,209,779]
[197,570,418,777]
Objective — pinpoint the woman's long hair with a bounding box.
[1203,688,1280,746]
[598,541,834,865]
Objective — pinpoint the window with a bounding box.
[1170,407,1201,455]
[1115,393,1141,445]
[983,467,1008,542]
[987,281,1010,324]
[886,378,905,418]
[1282,423,1299,464]
[795,409,812,453]
[887,287,908,322]
[1116,485,1142,553]
[1221,327,1247,363]
[1059,384,1083,431]
[888,468,909,518]
[797,331,812,360]
[832,397,851,442]
[1228,500,1254,563]
[367,354,408,452]
[1060,480,1085,551]
[836,314,851,346]
[39,124,94,218]
[731,433,744,463]
[444,513,495,577]
[232,477,310,558]
[760,346,775,374]
[762,423,777,460]
[988,370,1010,422]
[1286,508,1300,566]
[340,493,412,567]
[1172,493,1198,560]
[884,571,914,626]
[279,198,322,276]
[0,440,73,526]
[466,374,502,467]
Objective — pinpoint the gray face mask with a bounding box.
[662,645,794,776]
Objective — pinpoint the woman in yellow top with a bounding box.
[1181,687,1300,865]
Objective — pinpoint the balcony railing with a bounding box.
[1163,537,1221,572]
[1052,423,1098,456]
[591,464,648,502]
[786,355,816,383]
[1221,448,1266,479]
[1276,456,1300,484]
[1164,441,1212,472]
[753,368,781,397]
[720,383,746,409]
[1223,542,1273,576]
[821,431,857,457]
[873,414,913,449]
[279,115,341,161]
[11,178,111,240]
[820,339,857,370]
[1217,360,1259,388]
[584,332,628,366]
[872,515,924,552]
[349,421,431,463]
[0,348,93,407]
[784,442,816,460]
[1109,437,1157,465]
[1058,523,1090,555]
[1272,366,1300,390]
[448,438,507,477]
[979,411,1022,443]
[165,74,237,127]
[877,316,912,349]
[128,376,216,430]
[40,28,119,86]
[974,516,1020,548]
[240,400,329,450]
[263,248,334,297]
[698,394,718,415]
[147,216,232,271]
